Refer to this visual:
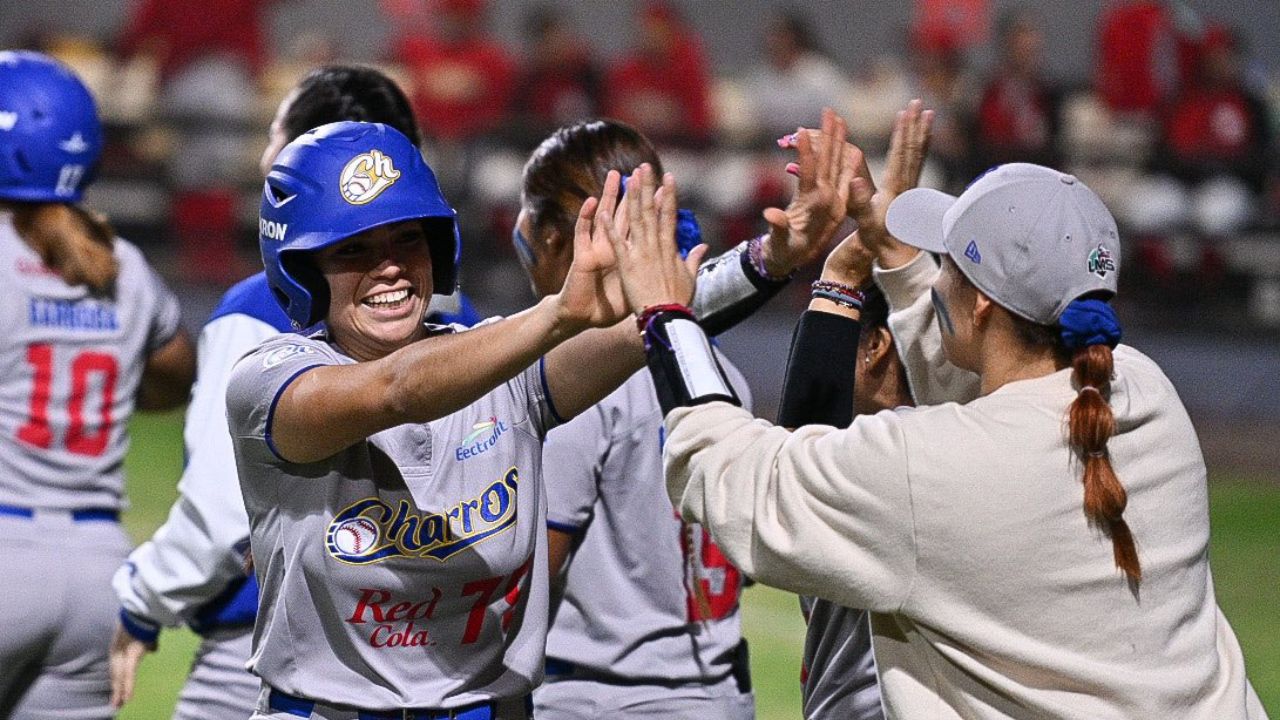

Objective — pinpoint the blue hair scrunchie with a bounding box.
[1059,298,1122,349]
[620,173,702,258]
[675,208,702,259]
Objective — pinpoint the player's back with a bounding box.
[0,211,180,510]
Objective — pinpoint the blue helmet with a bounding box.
[0,50,102,203]
[260,121,461,329]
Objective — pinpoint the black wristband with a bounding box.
[642,312,741,415]
[693,243,790,337]
[776,310,862,428]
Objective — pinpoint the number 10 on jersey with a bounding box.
[16,343,119,457]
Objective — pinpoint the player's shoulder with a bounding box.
[241,330,338,367]
[208,272,293,332]
[106,235,153,278]
[226,332,338,413]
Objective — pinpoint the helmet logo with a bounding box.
[340,150,401,205]
[0,111,16,131]
[58,132,90,153]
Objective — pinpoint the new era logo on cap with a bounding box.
[964,240,982,264]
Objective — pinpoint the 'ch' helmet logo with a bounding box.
[340,149,401,205]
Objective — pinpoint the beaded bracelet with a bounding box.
[636,303,695,334]
[811,280,865,310]
[746,235,795,282]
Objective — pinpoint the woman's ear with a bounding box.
[865,326,895,369]
[972,289,995,330]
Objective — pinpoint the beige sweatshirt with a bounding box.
[663,252,1267,719]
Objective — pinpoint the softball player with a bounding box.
[0,51,195,719]
[516,114,854,718]
[108,66,480,718]
[610,150,1267,716]
[519,120,749,719]
[227,120,693,719]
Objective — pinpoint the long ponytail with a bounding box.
[1059,298,1139,583]
[1068,344,1140,582]
[10,203,118,294]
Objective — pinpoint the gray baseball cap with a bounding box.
[885,163,1121,325]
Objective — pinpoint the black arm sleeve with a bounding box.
[643,313,741,415]
[776,310,862,428]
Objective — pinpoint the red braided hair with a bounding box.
[1068,344,1140,582]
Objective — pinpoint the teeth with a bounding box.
[365,288,409,306]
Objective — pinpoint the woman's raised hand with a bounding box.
[847,98,934,268]
[555,169,630,330]
[607,164,707,314]
[761,108,856,275]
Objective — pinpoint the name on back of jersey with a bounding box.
[326,467,520,565]
[28,297,118,331]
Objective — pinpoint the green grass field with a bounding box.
[119,411,1277,719]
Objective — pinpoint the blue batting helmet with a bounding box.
[0,50,102,203]
[260,121,461,329]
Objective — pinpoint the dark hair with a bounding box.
[859,283,890,330]
[1009,307,1139,584]
[521,119,662,241]
[283,65,422,147]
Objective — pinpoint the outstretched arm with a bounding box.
[270,173,637,463]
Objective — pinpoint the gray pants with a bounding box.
[533,673,755,719]
[173,627,259,720]
[0,513,129,720]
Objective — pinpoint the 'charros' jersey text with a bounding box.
[326,468,520,564]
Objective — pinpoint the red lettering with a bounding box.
[347,588,391,624]
[369,621,431,648]
[17,344,118,457]
[384,601,413,622]
[16,344,53,449]
[65,351,116,457]
[406,587,442,621]
[501,560,532,631]
[459,576,502,645]
[370,624,392,647]
[409,628,430,646]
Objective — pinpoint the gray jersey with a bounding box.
[799,596,883,719]
[227,327,558,709]
[0,212,181,510]
[543,354,750,682]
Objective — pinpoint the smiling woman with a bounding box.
[224,119,686,719]
[313,221,435,361]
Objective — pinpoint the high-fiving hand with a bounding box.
[761,108,857,276]
[555,170,631,331]
[606,164,707,313]
[847,99,934,269]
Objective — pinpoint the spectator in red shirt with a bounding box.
[974,9,1060,170]
[604,2,715,147]
[118,0,271,82]
[1095,0,1179,118]
[392,0,516,142]
[513,6,601,145]
[1161,26,1271,193]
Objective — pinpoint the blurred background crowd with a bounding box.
[3,0,1279,331]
